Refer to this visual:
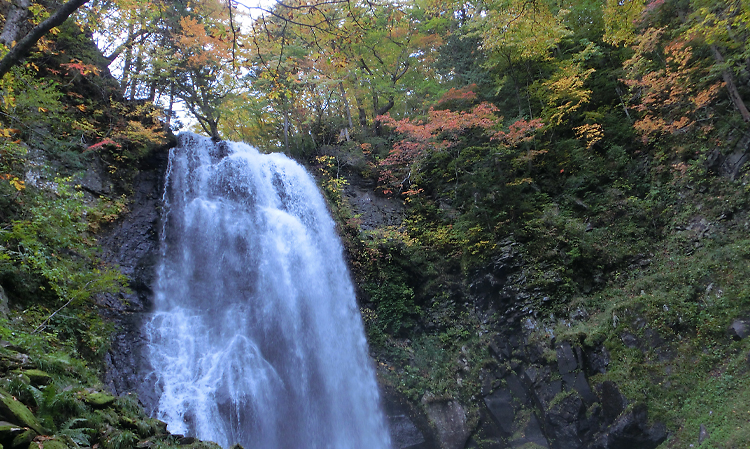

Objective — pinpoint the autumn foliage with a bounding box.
[377,91,543,196]
[623,31,724,143]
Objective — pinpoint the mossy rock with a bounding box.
[11,371,51,388]
[81,392,116,408]
[149,419,168,435]
[0,421,26,447]
[0,354,33,372]
[11,429,36,449]
[0,421,23,434]
[0,389,45,434]
[120,416,138,430]
[38,438,68,449]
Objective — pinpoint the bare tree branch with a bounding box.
[104,28,153,63]
[0,0,90,80]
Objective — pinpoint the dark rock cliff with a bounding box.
[340,177,668,449]
[96,144,171,413]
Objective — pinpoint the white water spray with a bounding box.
[144,133,391,449]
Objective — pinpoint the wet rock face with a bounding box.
[342,171,404,230]
[457,258,668,449]
[423,400,470,449]
[381,387,437,449]
[465,314,667,449]
[97,146,170,405]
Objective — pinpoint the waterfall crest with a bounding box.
[144,133,391,449]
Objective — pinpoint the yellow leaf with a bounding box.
[9,178,25,191]
[38,107,48,113]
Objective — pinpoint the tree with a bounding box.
[378,87,543,195]
[244,0,445,146]
[171,6,247,140]
[0,0,90,79]
[622,30,724,143]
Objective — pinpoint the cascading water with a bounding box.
[144,133,391,449]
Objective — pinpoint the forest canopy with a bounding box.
[1,0,746,165]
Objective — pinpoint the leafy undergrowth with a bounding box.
[0,21,182,449]
[536,160,750,446]
[555,207,750,448]
[0,313,217,449]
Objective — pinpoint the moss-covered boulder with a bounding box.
[38,438,69,449]
[81,392,116,408]
[0,421,27,448]
[0,353,33,372]
[0,388,45,434]
[11,370,51,387]
[11,429,36,449]
[150,419,168,435]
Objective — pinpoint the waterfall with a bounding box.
[144,133,391,449]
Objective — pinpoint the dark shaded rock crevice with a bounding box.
[96,144,171,410]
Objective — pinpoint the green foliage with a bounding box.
[59,417,94,447]
[1,180,127,312]
[363,280,417,335]
[102,429,139,449]
[0,66,70,147]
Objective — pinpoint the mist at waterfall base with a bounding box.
[143,133,391,449]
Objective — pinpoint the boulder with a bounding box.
[556,343,578,375]
[544,393,584,449]
[423,400,470,449]
[388,414,425,448]
[0,421,27,447]
[82,391,116,408]
[0,352,33,372]
[483,388,515,435]
[11,370,52,387]
[0,388,45,434]
[728,319,750,340]
[383,387,432,449]
[11,428,37,448]
[591,403,666,449]
[586,345,610,375]
[597,381,626,425]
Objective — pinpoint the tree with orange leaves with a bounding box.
[378,88,542,196]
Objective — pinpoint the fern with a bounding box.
[59,418,92,447]
[102,430,138,449]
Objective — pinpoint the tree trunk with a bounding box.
[711,44,750,122]
[0,0,32,47]
[130,52,144,100]
[283,104,290,154]
[165,81,175,131]
[120,23,135,92]
[357,103,368,128]
[209,119,220,141]
[0,0,90,80]
[373,94,394,136]
[339,82,353,138]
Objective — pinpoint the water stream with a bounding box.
[143,133,391,448]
